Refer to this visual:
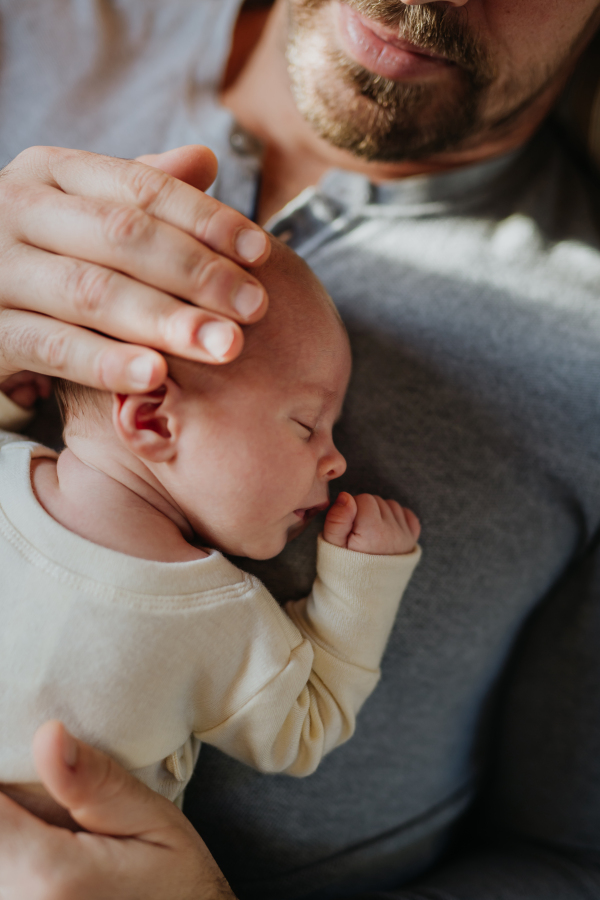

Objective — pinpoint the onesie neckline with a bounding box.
[0,440,246,601]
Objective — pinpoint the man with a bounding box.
[0,0,599,897]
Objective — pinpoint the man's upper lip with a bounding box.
[351,8,450,63]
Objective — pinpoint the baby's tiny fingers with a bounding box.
[374,495,392,520]
[388,500,421,541]
[404,508,421,541]
[324,492,358,548]
[353,493,382,523]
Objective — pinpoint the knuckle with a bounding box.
[8,145,45,171]
[66,262,117,319]
[94,349,116,391]
[187,253,225,294]
[104,756,128,797]
[103,203,154,247]
[162,307,199,351]
[89,750,128,804]
[0,311,42,366]
[193,200,221,242]
[5,145,58,183]
[0,178,35,222]
[126,162,172,211]
[39,329,71,372]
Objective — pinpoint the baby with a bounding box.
[0,238,420,826]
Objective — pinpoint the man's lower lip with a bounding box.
[335,3,452,82]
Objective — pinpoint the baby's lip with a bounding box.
[293,502,330,521]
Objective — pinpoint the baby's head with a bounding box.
[56,238,351,559]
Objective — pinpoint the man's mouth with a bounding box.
[293,502,330,522]
[335,3,455,82]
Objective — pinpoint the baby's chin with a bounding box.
[206,531,290,562]
[192,519,309,561]
[286,518,312,544]
[231,518,315,560]
[235,524,312,560]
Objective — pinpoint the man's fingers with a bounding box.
[136,145,219,193]
[0,147,270,384]
[0,309,167,391]
[13,185,268,325]
[0,145,270,385]
[323,492,358,547]
[12,146,270,268]
[5,245,245,364]
[33,722,183,843]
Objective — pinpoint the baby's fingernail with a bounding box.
[62,729,79,770]
[128,356,155,389]
[336,493,349,506]
[233,282,264,319]
[235,228,267,263]
[198,321,236,360]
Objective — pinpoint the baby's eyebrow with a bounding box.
[295,384,344,423]
[296,384,339,407]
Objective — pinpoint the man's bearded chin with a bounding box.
[286,0,496,162]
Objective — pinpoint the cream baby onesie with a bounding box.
[0,428,420,802]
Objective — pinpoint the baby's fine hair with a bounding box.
[54,236,344,432]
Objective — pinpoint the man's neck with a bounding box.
[31,432,206,563]
[221,0,574,225]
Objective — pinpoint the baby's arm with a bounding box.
[197,493,421,777]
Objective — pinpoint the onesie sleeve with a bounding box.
[195,536,421,777]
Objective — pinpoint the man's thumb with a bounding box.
[33,721,179,840]
[136,144,219,192]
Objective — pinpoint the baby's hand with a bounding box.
[324,492,420,555]
[0,371,52,408]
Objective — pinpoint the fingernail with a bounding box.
[62,730,79,770]
[198,321,236,360]
[337,493,349,506]
[233,282,264,319]
[128,356,155,389]
[235,228,267,263]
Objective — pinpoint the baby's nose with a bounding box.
[320,447,347,481]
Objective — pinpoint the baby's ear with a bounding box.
[112,378,183,462]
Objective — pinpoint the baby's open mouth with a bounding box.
[293,502,330,522]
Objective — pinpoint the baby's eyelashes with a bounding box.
[292,419,315,438]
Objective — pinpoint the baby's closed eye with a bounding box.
[291,419,316,438]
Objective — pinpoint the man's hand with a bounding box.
[0,144,270,392]
[324,492,420,555]
[0,721,235,900]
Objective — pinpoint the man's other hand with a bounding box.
[0,721,235,900]
[0,145,270,392]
